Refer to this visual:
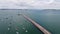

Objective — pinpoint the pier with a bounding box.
[22,14,51,34]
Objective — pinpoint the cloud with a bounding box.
[0,0,60,9]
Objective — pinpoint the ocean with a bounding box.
[0,9,60,34]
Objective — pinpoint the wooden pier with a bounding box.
[22,14,51,34]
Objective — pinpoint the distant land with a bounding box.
[0,9,60,11]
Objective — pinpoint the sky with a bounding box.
[0,0,60,9]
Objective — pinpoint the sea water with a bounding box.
[0,9,42,34]
[0,9,60,34]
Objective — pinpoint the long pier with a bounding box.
[22,14,51,34]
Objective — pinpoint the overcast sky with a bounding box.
[0,0,60,9]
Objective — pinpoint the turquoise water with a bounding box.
[0,9,60,34]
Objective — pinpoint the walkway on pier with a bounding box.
[22,14,51,34]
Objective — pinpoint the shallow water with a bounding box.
[0,9,60,34]
[0,9,42,34]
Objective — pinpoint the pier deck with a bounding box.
[22,14,51,34]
